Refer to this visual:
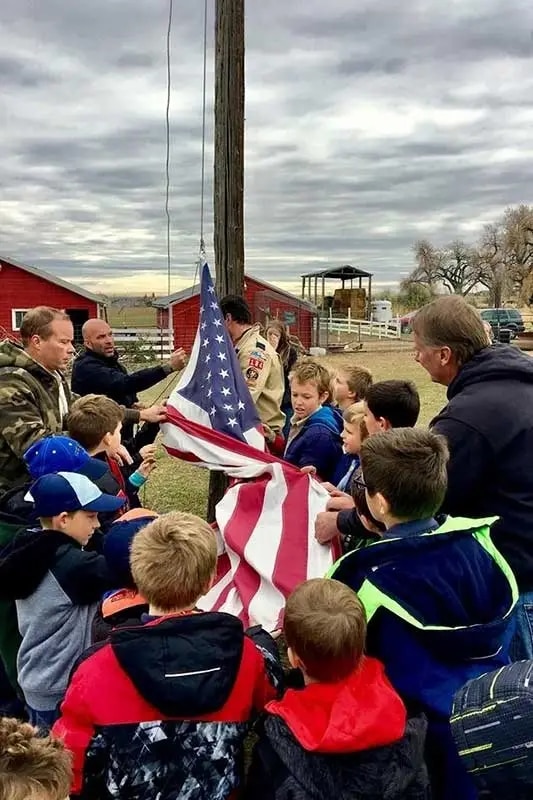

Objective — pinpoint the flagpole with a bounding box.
[208,0,246,522]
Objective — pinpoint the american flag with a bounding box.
[162,262,335,630]
[166,262,264,455]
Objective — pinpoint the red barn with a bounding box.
[154,274,318,351]
[0,256,105,344]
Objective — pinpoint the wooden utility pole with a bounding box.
[213,0,245,296]
[207,0,246,522]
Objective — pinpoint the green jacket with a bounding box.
[0,340,73,495]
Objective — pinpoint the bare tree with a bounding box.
[477,223,509,307]
[442,240,484,295]
[408,205,533,307]
[503,205,533,301]
[408,240,445,290]
[406,239,483,296]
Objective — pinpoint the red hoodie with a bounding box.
[266,655,407,753]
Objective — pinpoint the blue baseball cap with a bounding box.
[25,472,126,518]
[104,515,158,588]
[24,436,108,482]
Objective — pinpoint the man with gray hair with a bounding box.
[413,295,533,659]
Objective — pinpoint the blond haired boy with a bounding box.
[333,363,373,410]
[245,579,429,800]
[284,361,344,483]
[0,717,72,800]
[54,511,281,799]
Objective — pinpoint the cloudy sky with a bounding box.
[2,1,533,296]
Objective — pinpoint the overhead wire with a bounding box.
[163,0,209,295]
[164,0,173,297]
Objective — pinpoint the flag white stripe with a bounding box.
[307,479,334,580]
[162,416,271,478]
[246,464,289,631]
[197,564,234,610]
[218,586,244,619]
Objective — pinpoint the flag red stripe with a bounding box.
[220,475,270,625]
[271,469,313,599]
[163,447,203,465]
[214,552,232,585]
[164,407,272,463]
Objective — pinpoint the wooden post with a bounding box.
[207,0,246,523]
[213,0,245,297]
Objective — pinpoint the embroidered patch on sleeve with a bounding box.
[248,357,264,370]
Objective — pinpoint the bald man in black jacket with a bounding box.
[72,319,186,444]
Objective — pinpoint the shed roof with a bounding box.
[301,265,373,279]
[0,255,104,304]
[154,273,317,312]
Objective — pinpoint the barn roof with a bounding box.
[154,273,317,312]
[301,265,373,279]
[1,255,104,304]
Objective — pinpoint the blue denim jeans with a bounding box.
[510,591,533,661]
[27,706,59,734]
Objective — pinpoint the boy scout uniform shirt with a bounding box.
[235,324,285,433]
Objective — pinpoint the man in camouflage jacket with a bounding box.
[0,308,165,496]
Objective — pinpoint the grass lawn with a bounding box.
[136,348,448,518]
[108,306,157,328]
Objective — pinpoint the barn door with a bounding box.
[66,309,89,346]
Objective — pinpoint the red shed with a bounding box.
[0,255,105,345]
[154,274,318,351]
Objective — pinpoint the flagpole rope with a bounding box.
[191,0,210,296]
[199,0,209,259]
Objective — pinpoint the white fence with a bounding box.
[111,327,174,359]
[325,313,401,341]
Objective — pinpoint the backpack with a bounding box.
[451,660,533,799]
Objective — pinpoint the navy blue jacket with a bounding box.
[330,516,517,800]
[284,406,344,484]
[72,349,170,410]
[431,343,533,590]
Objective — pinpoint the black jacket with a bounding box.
[336,508,380,552]
[71,349,171,410]
[245,714,429,800]
[431,343,533,590]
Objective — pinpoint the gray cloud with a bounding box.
[1,0,533,293]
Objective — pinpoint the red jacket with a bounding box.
[245,656,429,799]
[267,655,406,752]
[53,612,280,798]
